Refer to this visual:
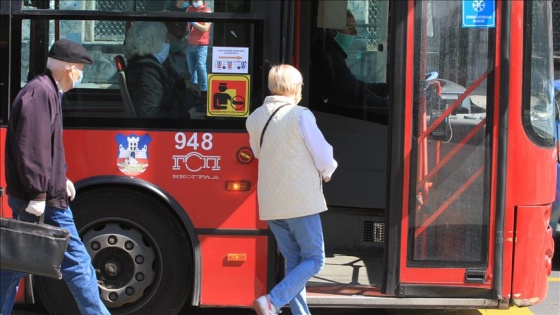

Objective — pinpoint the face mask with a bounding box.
[72,67,83,88]
[182,2,189,9]
[334,32,354,50]
[154,42,170,64]
[192,1,202,8]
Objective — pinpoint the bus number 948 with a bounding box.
[175,132,213,151]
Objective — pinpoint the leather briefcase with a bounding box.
[0,214,70,279]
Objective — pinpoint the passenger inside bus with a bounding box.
[309,10,389,124]
[163,21,202,101]
[123,21,199,119]
[162,22,189,84]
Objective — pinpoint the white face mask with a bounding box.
[192,1,202,8]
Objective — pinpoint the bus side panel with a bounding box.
[63,131,262,230]
[511,205,554,306]
[198,235,268,307]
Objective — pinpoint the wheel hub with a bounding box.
[83,223,156,308]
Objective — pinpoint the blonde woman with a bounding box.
[246,64,337,315]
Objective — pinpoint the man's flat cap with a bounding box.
[48,39,94,64]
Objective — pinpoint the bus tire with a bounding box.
[35,187,193,315]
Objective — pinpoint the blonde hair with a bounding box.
[267,64,303,96]
[123,21,168,59]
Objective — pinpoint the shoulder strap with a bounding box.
[259,104,289,148]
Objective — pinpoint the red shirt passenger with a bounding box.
[186,0,211,46]
[185,0,212,92]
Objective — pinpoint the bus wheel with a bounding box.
[35,187,193,315]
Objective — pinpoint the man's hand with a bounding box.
[66,179,76,201]
[25,200,46,216]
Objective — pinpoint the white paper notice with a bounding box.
[212,46,249,74]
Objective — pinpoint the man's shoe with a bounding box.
[253,295,278,315]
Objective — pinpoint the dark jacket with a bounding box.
[309,30,389,123]
[162,55,186,87]
[5,69,69,209]
[125,55,191,119]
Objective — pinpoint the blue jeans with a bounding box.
[267,214,325,315]
[0,197,110,315]
[186,45,208,91]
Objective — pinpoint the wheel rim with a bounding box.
[82,221,158,309]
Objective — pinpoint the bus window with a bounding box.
[22,0,253,13]
[523,0,556,147]
[309,0,389,124]
[18,17,259,129]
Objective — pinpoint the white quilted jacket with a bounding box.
[246,95,327,220]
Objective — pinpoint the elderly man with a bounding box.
[1,39,110,315]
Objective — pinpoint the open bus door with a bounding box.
[394,0,497,301]
[301,0,498,307]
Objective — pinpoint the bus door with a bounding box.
[301,0,497,304]
[395,0,496,298]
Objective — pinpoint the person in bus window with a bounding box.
[185,0,212,100]
[123,21,198,119]
[1,39,111,315]
[164,21,201,99]
[310,10,389,123]
[174,0,190,10]
[246,64,338,315]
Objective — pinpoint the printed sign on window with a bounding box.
[462,0,495,28]
[212,47,249,74]
[206,74,250,117]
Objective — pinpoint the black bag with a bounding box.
[0,213,70,279]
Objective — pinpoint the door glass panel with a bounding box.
[409,0,492,267]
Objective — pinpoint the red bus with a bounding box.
[0,0,556,314]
